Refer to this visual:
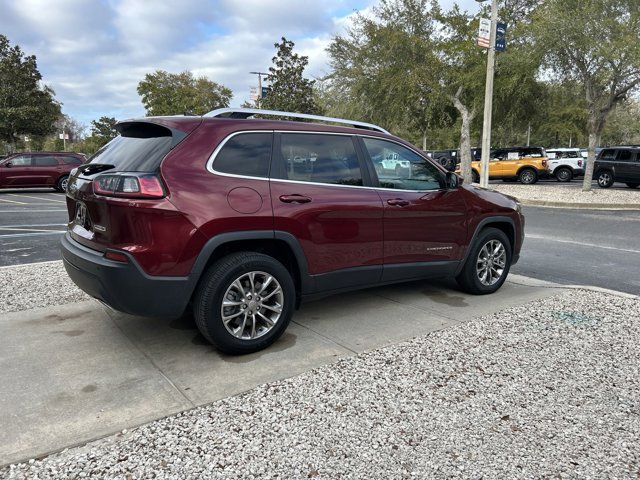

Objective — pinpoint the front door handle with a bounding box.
[387,198,410,207]
[279,194,312,204]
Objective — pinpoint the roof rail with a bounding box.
[204,107,389,134]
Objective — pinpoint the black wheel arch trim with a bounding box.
[455,216,517,276]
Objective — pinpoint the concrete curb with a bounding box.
[508,274,639,300]
[516,199,640,210]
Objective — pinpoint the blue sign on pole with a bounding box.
[261,86,268,99]
[495,22,507,52]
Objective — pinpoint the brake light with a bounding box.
[93,173,165,199]
[542,159,548,167]
[578,160,583,167]
[105,251,129,263]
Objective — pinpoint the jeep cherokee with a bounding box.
[61,108,524,354]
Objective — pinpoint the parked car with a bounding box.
[0,151,85,192]
[545,147,585,182]
[458,146,549,184]
[61,108,524,354]
[593,146,640,188]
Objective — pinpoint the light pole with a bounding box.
[249,71,268,108]
[477,0,498,188]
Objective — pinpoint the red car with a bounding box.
[0,152,85,192]
[61,109,524,354]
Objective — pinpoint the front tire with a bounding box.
[596,170,614,188]
[193,252,295,355]
[518,168,538,184]
[456,228,512,295]
[555,167,573,182]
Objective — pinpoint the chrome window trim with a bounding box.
[207,129,446,193]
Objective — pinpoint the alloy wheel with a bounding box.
[220,271,283,340]
[476,239,506,286]
[598,173,611,187]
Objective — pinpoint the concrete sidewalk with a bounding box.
[0,276,558,466]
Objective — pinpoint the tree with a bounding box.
[532,0,640,191]
[137,70,232,116]
[90,116,118,141]
[261,37,323,115]
[0,35,61,150]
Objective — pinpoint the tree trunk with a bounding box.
[449,87,475,184]
[582,114,604,192]
[422,132,427,151]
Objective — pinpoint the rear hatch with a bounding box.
[65,118,200,254]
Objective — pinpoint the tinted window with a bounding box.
[600,149,616,160]
[61,155,82,165]
[213,133,272,178]
[279,134,362,186]
[617,150,633,162]
[34,156,58,166]
[7,155,31,166]
[364,138,443,191]
[88,123,173,172]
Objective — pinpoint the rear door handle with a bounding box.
[387,198,410,207]
[279,194,312,204]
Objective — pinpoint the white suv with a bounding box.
[546,148,585,182]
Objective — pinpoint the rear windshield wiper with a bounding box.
[77,164,115,175]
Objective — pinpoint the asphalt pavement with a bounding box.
[0,187,638,294]
[0,189,68,266]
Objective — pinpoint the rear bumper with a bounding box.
[60,232,191,318]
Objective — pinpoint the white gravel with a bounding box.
[4,290,639,479]
[492,183,640,205]
[0,261,88,314]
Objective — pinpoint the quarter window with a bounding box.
[278,133,362,186]
[363,137,443,191]
[213,132,273,178]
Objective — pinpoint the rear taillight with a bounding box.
[93,173,165,199]
[542,159,548,167]
[578,160,583,167]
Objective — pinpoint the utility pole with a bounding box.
[249,71,268,108]
[526,123,531,146]
[478,0,498,188]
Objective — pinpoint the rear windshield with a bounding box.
[87,122,173,172]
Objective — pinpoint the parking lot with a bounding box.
[0,189,67,266]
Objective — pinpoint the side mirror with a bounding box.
[4,162,12,168]
[446,171,462,189]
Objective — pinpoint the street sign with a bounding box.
[261,86,268,99]
[495,22,507,52]
[477,18,491,48]
[59,133,69,140]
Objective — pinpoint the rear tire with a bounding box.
[472,170,480,183]
[626,182,639,189]
[518,168,538,184]
[55,175,69,192]
[555,167,573,182]
[596,170,614,188]
[456,228,512,295]
[193,252,295,355]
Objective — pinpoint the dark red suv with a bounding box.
[0,152,85,191]
[61,109,524,354]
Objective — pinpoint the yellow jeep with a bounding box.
[459,147,550,184]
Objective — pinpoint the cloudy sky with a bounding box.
[1,0,480,126]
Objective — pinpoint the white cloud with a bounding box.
[2,0,480,124]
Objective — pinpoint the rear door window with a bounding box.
[617,150,633,162]
[33,156,58,167]
[277,133,363,186]
[212,132,273,178]
[88,123,174,172]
